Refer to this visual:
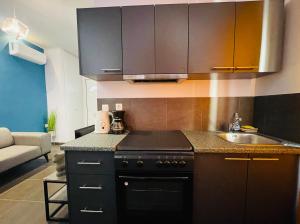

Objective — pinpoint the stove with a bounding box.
[117,130,193,151]
[115,130,194,171]
[115,131,193,224]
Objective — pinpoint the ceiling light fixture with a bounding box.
[0,8,29,40]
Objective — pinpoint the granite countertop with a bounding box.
[183,131,300,154]
[61,132,127,151]
[61,131,300,154]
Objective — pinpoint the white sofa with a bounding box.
[0,127,51,173]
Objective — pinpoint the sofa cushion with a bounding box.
[0,128,14,149]
[0,145,41,173]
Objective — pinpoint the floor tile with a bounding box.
[0,179,63,202]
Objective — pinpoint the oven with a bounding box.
[115,151,193,224]
[116,173,192,224]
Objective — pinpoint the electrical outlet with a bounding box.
[116,103,123,111]
[102,104,109,112]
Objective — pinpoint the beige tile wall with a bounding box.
[98,97,254,131]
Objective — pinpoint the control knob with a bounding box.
[136,160,144,167]
[171,160,178,167]
[178,160,187,167]
[121,160,129,167]
[156,160,163,167]
[164,160,171,167]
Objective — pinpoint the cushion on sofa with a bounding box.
[0,145,41,173]
[0,128,14,149]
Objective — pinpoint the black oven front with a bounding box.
[116,173,192,224]
[115,152,193,224]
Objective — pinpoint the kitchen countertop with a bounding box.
[183,131,300,154]
[61,132,127,151]
[61,131,300,154]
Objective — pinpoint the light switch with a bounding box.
[102,104,109,112]
[116,103,123,111]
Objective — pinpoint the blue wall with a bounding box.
[0,31,48,132]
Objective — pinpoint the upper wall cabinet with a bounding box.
[155,4,188,74]
[234,1,263,73]
[189,3,236,74]
[122,6,155,75]
[235,0,284,73]
[77,0,284,81]
[77,7,122,80]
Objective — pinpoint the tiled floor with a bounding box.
[0,145,68,224]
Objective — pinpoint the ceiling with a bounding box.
[0,0,94,56]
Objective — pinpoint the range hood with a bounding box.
[123,74,188,83]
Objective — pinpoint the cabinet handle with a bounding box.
[79,185,103,190]
[100,68,121,72]
[224,158,251,161]
[252,158,279,161]
[211,67,234,71]
[234,66,258,71]
[80,208,103,214]
[77,161,102,166]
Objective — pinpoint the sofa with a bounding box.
[0,127,51,173]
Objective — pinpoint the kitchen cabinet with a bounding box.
[77,7,122,80]
[194,154,298,224]
[234,1,263,73]
[66,151,117,224]
[122,6,155,75]
[193,154,248,224]
[155,4,188,74]
[189,3,235,73]
[246,154,298,224]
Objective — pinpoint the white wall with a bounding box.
[82,78,98,126]
[45,48,84,143]
[255,0,300,96]
[98,79,256,98]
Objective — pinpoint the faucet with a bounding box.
[229,112,242,132]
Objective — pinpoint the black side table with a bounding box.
[43,172,68,222]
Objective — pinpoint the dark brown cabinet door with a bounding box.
[246,155,298,224]
[189,3,235,73]
[77,7,122,80]
[194,154,249,224]
[234,1,263,73]
[155,4,188,74]
[122,6,155,75]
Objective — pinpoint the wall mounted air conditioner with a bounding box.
[9,41,47,65]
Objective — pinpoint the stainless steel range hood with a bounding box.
[123,74,188,83]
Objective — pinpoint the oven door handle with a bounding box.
[118,176,190,180]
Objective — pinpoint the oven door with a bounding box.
[116,174,192,224]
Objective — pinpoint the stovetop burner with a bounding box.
[116,130,193,152]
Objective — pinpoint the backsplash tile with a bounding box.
[98,97,254,131]
[254,93,300,143]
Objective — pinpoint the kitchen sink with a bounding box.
[218,132,282,145]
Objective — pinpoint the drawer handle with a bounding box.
[225,158,251,161]
[100,68,121,72]
[77,161,102,166]
[79,185,103,190]
[252,158,279,161]
[80,208,103,214]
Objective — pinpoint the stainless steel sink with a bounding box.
[218,132,282,145]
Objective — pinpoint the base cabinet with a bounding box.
[194,154,298,224]
[246,154,298,224]
[66,151,117,224]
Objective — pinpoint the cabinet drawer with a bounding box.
[68,174,116,208]
[66,151,114,174]
[70,204,117,224]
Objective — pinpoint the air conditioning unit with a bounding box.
[9,41,47,65]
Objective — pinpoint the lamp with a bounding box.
[1,17,29,40]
